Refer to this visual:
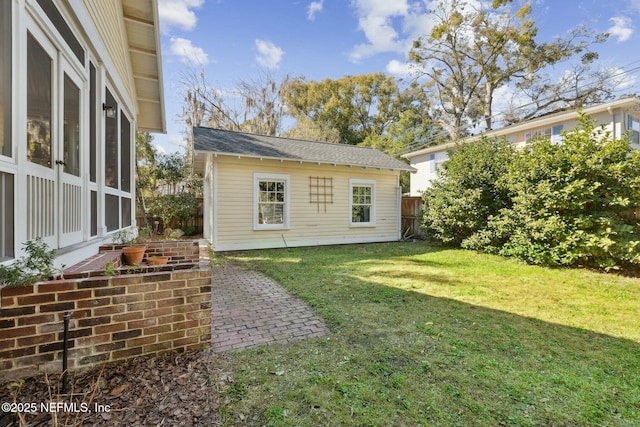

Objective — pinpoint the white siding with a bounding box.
[209,156,401,251]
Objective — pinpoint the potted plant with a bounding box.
[147,255,170,266]
[113,228,147,266]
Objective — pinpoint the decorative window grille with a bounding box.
[309,176,333,212]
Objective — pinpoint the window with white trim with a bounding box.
[254,173,290,229]
[349,179,375,226]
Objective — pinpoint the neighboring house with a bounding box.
[403,98,640,196]
[0,0,165,268]
[193,127,415,251]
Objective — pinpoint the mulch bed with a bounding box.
[0,349,231,426]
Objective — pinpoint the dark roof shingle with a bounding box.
[193,127,415,171]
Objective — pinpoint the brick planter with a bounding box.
[0,265,211,382]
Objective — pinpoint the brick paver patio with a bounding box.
[210,263,330,352]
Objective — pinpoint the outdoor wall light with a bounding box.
[103,103,116,119]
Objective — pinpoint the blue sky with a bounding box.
[152,0,640,153]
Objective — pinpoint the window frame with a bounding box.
[253,173,290,230]
[349,179,376,227]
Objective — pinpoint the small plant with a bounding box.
[104,261,117,277]
[0,238,56,287]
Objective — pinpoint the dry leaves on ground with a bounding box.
[0,349,232,427]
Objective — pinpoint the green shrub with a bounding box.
[425,113,640,270]
[0,238,56,287]
[422,136,514,244]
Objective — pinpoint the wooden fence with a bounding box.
[136,198,204,234]
[401,196,423,239]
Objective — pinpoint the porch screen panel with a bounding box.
[120,113,131,192]
[27,34,52,168]
[105,89,118,188]
[63,74,80,176]
[0,172,14,260]
[105,194,119,231]
[0,1,11,157]
[121,197,131,228]
[90,190,97,236]
[89,63,96,182]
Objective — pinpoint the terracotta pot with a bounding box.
[147,256,170,266]
[122,245,146,266]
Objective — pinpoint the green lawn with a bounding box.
[216,242,640,426]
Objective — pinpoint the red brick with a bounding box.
[111,275,143,286]
[0,359,13,370]
[158,297,184,308]
[158,280,186,291]
[143,307,171,318]
[76,297,110,308]
[0,338,15,350]
[173,271,200,280]
[95,323,126,334]
[93,304,126,316]
[75,334,110,347]
[1,306,36,317]
[143,341,172,353]
[2,285,35,297]
[174,336,199,347]
[38,323,64,334]
[1,325,36,339]
[128,335,157,347]
[112,294,143,304]
[77,278,110,289]
[96,341,125,352]
[77,316,111,327]
[17,293,55,305]
[112,347,142,360]
[0,346,36,359]
[79,353,109,365]
[158,330,185,342]
[187,326,210,337]
[186,294,210,304]
[57,290,92,301]
[129,318,156,329]
[172,303,200,314]
[113,329,141,341]
[112,311,143,322]
[158,314,184,325]
[144,324,171,336]
[143,273,171,283]
[127,301,156,311]
[173,319,199,331]
[37,281,75,293]
[17,333,55,347]
[127,283,158,294]
[1,296,14,307]
[94,287,126,297]
[144,290,172,301]
[15,353,54,366]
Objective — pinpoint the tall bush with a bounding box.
[422,137,514,244]
[425,114,640,270]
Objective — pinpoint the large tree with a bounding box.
[283,73,428,145]
[409,0,608,139]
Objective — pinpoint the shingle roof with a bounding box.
[193,127,415,171]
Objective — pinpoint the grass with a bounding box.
[216,242,640,426]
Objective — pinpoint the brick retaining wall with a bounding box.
[98,240,202,265]
[0,267,211,382]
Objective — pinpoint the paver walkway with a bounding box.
[210,263,330,352]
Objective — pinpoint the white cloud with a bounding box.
[255,39,284,69]
[158,0,204,33]
[608,16,633,42]
[307,0,324,21]
[349,0,410,62]
[169,37,209,65]
[385,59,413,77]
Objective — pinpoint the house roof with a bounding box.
[122,0,166,133]
[402,97,640,159]
[193,127,415,172]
